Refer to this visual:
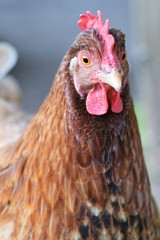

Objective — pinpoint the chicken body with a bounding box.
[0,11,160,240]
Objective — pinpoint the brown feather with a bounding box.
[0,27,159,240]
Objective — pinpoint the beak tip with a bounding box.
[115,88,121,92]
[115,83,122,92]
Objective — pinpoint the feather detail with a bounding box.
[0,13,159,240]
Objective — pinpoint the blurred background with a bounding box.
[0,0,159,208]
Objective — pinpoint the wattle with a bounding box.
[86,82,123,115]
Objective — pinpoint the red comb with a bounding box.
[78,11,117,68]
[78,10,109,35]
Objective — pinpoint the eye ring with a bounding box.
[82,55,91,66]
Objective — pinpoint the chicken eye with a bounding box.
[82,56,91,66]
[121,52,126,61]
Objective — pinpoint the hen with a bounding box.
[0,11,160,240]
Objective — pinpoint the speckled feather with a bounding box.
[0,26,160,240]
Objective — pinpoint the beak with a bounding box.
[96,69,122,92]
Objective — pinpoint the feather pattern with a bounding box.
[0,12,160,240]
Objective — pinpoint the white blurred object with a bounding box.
[0,42,18,81]
[0,43,21,105]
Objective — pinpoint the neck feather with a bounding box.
[1,62,155,239]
